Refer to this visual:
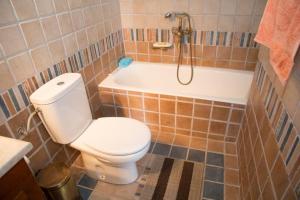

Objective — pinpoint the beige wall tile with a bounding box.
[21,20,46,48]
[0,62,15,91]
[104,20,113,34]
[35,0,54,16]
[174,0,189,12]
[144,0,158,14]
[76,30,88,49]
[0,0,17,26]
[220,0,236,15]
[71,10,85,30]
[63,33,78,56]
[41,16,61,41]
[0,25,27,56]
[254,0,267,15]
[30,45,52,71]
[87,26,98,44]
[293,103,300,132]
[48,39,65,63]
[67,0,82,9]
[282,74,300,117]
[234,15,251,32]
[84,7,97,26]
[57,13,73,35]
[11,0,37,20]
[8,52,35,82]
[119,0,133,14]
[53,0,69,13]
[121,14,133,28]
[218,15,234,31]
[202,15,218,31]
[193,15,203,30]
[236,0,255,15]
[159,0,174,15]
[96,23,105,39]
[189,0,203,14]
[202,0,220,14]
[251,15,262,33]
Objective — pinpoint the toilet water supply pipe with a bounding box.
[24,108,40,135]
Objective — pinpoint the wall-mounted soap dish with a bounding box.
[152,42,173,49]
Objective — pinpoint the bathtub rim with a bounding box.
[98,61,254,105]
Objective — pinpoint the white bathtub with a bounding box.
[99,62,253,105]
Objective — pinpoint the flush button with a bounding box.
[57,81,64,86]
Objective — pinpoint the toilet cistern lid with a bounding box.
[82,117,151,156]
[30,73,82,105]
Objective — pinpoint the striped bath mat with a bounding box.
[89,154,204,200]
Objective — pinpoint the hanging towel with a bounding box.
[254,0,300,84]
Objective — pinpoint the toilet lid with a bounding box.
[81,117,151,156]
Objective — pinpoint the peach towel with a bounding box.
[254,0,300,84]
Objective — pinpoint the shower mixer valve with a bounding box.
[164,11,194,85]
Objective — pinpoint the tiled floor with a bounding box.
[72,142,240,200]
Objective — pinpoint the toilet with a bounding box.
[30,73,151,184]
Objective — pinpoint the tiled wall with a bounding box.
[237,46,300,199]
[120,0,267,70]
[98,87,245,153]
[0,0,124,173]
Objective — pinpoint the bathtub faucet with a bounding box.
[164,12,192,39]
[164,11,194,85]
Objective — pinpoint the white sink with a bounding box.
[0,136,33,177]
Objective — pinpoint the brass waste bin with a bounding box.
[36,162,80,200]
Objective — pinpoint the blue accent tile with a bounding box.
[18,84,29,106]
[216,32,220,45]
[205,165,224,183]
[78,174,97,189]
[152,143,171,156]
[210,31,214,45]
[78,186,92,200]
[286,137,299,165]
[40,72,46,84]
[170,146,188,160]
[54,65,59,76]
[8,89,20,111]
[187,149,205,163]
[240,32,245,47]
[223,32,227,46]
[47,68,53,79]
[203,181,224,200]
[0,95,10,118]
[207,152,224,167]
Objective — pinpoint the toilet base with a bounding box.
[81,152,138,184]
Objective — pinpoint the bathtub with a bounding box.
[99,62,253,105]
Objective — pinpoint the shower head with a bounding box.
[165,12,190,20]
[164,12,173,18]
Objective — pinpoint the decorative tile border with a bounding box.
[237,60,300,199]
[123,28,258,48]
[0,30,123,121]
[254,62,299,172]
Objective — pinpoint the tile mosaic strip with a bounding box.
[124,28,258,48]
[254,61,300,170]
[0,30,123,121]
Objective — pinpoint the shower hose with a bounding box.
[176,25,194,85]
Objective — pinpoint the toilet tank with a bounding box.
[30,73,92,144]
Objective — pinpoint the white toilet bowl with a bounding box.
[29,73,150,184]
[70,117,151,184]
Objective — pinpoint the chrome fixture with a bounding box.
[17,108,40,136]
[165,11,193,85]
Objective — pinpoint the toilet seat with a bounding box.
[71,117,151,162]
